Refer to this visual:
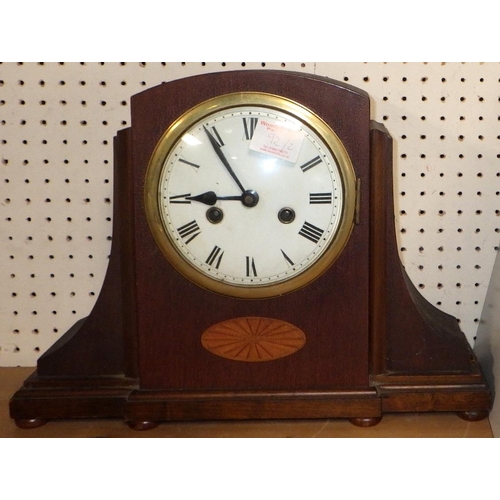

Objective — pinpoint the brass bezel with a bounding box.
[144,92,357,299]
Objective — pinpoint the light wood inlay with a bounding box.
[201,317,306,362]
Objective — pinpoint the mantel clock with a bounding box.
[10,70,491,429]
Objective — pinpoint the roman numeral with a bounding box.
[178,158,200,169]
[242,117,258,140]
[300,155,322,172]
[298,221,324,244]
[309,192,332,204]
[208,126,224,147]
[206,246,224,269]
[169,193,191,204]
[177,220,201,244]
[246,256,257,277]
[281,249,294,267]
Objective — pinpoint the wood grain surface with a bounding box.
[1,368,492,437]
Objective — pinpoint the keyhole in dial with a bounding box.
[278,207,296,224]
[206,207,224,224]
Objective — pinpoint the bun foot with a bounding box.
[15,418,48,429]
[126,420,160,431]
[457,410,489,422]
[349,416,382,427]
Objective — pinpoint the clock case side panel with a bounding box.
[9,129,138,425]
[369,121,491,415]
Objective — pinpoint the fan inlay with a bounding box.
[201,317,306,362]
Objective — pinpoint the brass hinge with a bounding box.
[355,178,361,224]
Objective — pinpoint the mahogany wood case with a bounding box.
[9,70,491,429]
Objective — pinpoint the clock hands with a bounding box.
[202,126,259,207]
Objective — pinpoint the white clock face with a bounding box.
[145,93,356,298]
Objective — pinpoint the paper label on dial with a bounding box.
[249,118,304,163]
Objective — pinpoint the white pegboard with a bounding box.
[1,62,499,366]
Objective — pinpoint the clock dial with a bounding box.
[145,93,356,298]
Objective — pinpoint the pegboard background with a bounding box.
[1,61,499,366]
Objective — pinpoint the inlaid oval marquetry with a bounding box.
[201,317,306,362]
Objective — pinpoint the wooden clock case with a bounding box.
[9,70,491,429]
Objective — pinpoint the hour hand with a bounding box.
[186,191,241,206]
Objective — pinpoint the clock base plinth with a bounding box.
[374,375,491,419]
[9,374,490,428]
[124,388,382,424]
[9,371,137,424]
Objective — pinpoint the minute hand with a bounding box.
[203,126,246,193]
